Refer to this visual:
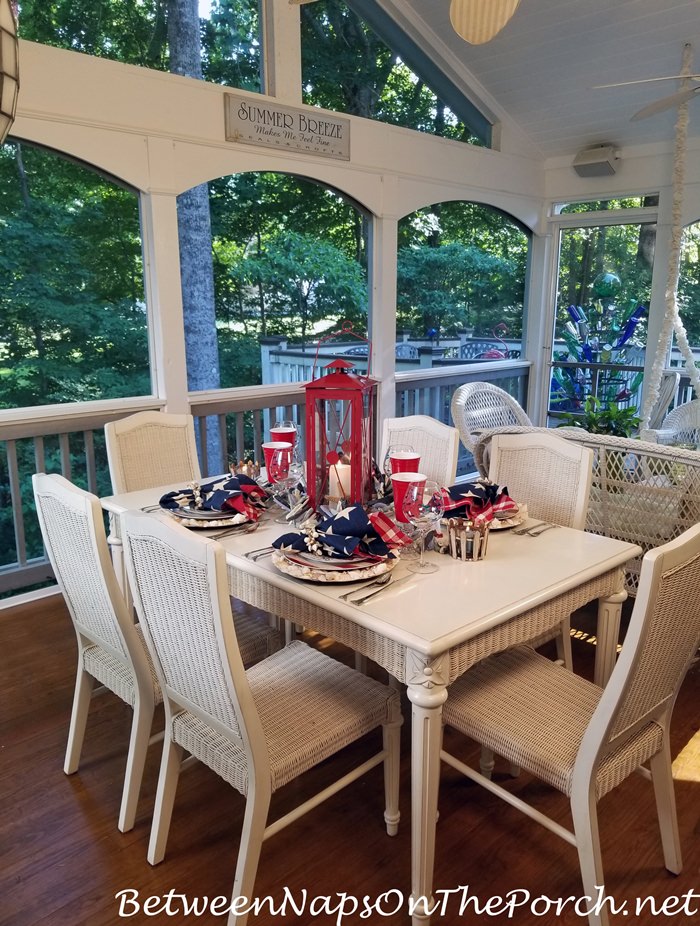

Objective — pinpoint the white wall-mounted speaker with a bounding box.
[572,145,619,177]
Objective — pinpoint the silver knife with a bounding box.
[353,574,414,606]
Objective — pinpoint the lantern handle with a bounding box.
[310,321,372,380]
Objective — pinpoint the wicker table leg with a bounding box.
[405,650,450,926]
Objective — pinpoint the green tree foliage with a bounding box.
[300,0,478,142]
[678,222,700,344]
[556,223,655,316]
[16,0,169,67]
[0,143,148,409]
[209,172,369,387]
[201,0,261,91]
[232,230,367,343]
[397,202,528,339]
[397,242,514,339]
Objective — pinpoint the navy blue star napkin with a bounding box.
[160,474,267,521]
[440,480,518,524]
[273,504,411,560]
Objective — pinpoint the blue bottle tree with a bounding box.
[551,271,647,414]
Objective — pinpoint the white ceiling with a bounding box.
[388,0,700,159]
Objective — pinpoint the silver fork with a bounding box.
[337,573,392,601]
[527,522,560,537]
[213,522,259,539]
[513,520,544,535]
[245,545,275,560]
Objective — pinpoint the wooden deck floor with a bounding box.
[1,595,698,926]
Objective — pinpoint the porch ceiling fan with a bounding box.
[593,44,700,121]
[288,0,522,45]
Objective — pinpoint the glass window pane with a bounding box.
[557,196,651,214]
[396,201,529,364]
[190,171,369,390]
[0,142,149,409]
[301,0,484,145]
[17,1,263,94]
[550,222,655,424]
[674,220,700,384]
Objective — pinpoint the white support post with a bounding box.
[643,199,674,409]
[140,190,190,413]
[525,228,556,425]
[367,211,399,429]
[260,0,303,104]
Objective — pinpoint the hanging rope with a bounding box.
[641,43,700,427]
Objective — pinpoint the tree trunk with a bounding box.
[636,194,659,272]
[168,0,223,472]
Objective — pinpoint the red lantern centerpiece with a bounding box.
[304,355,377,511]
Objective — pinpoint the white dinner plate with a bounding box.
[282,551,384,572]
[167,508,250,530]
[272,552,398,583]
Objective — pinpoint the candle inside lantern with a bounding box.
[328,461,352,500]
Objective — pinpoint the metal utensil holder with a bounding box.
[445,517,491,561]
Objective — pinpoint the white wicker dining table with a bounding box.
[101,484,641,926]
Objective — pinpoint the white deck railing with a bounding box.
[0,361,531,598]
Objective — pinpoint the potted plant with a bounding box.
[556,395,640,438]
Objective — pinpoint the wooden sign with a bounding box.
[224,94,350,160]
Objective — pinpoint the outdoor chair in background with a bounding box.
[379,414,459,486]
[440,523,700,926]
[450,382,532,459]
[641,397,700,448]
[104,410,201,495]
[122,512,402,926]
[644,370,681,432]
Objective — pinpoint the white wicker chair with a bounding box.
[476,427,700,598]
[645,370,681,431]
[32,474,282,832]
[379,414,459,485]
[104,410,201,494]
[487,431,594,671]
[641,397,700,447]
[122,512,402,925]
[450,382,532,457]
[32,473,162,833]
[441,523,700,926]
[488,431,594,533]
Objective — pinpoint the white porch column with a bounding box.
[368,211,399,429]
[260,0,302,104]
[140,191,190,413]
[643,188,674,406]
[524,227,556,425]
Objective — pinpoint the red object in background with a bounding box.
[304,357,377,511]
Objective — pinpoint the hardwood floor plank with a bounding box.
[1,596,698,926]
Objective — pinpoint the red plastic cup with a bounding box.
[270,425,297,449]
[262,441,292,478]
[389,450,421,474]
[391,472,426,523]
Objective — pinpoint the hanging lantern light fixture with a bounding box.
[0,0,19,145]
[449,0,521,45]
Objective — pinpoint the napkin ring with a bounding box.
[443,517,490,561]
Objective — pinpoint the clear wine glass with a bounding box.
[269,447,304,524]
[401,480,445,574]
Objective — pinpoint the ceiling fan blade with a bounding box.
[631,87,700,121]
[450,0,521,45]
[594,74,700,89]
